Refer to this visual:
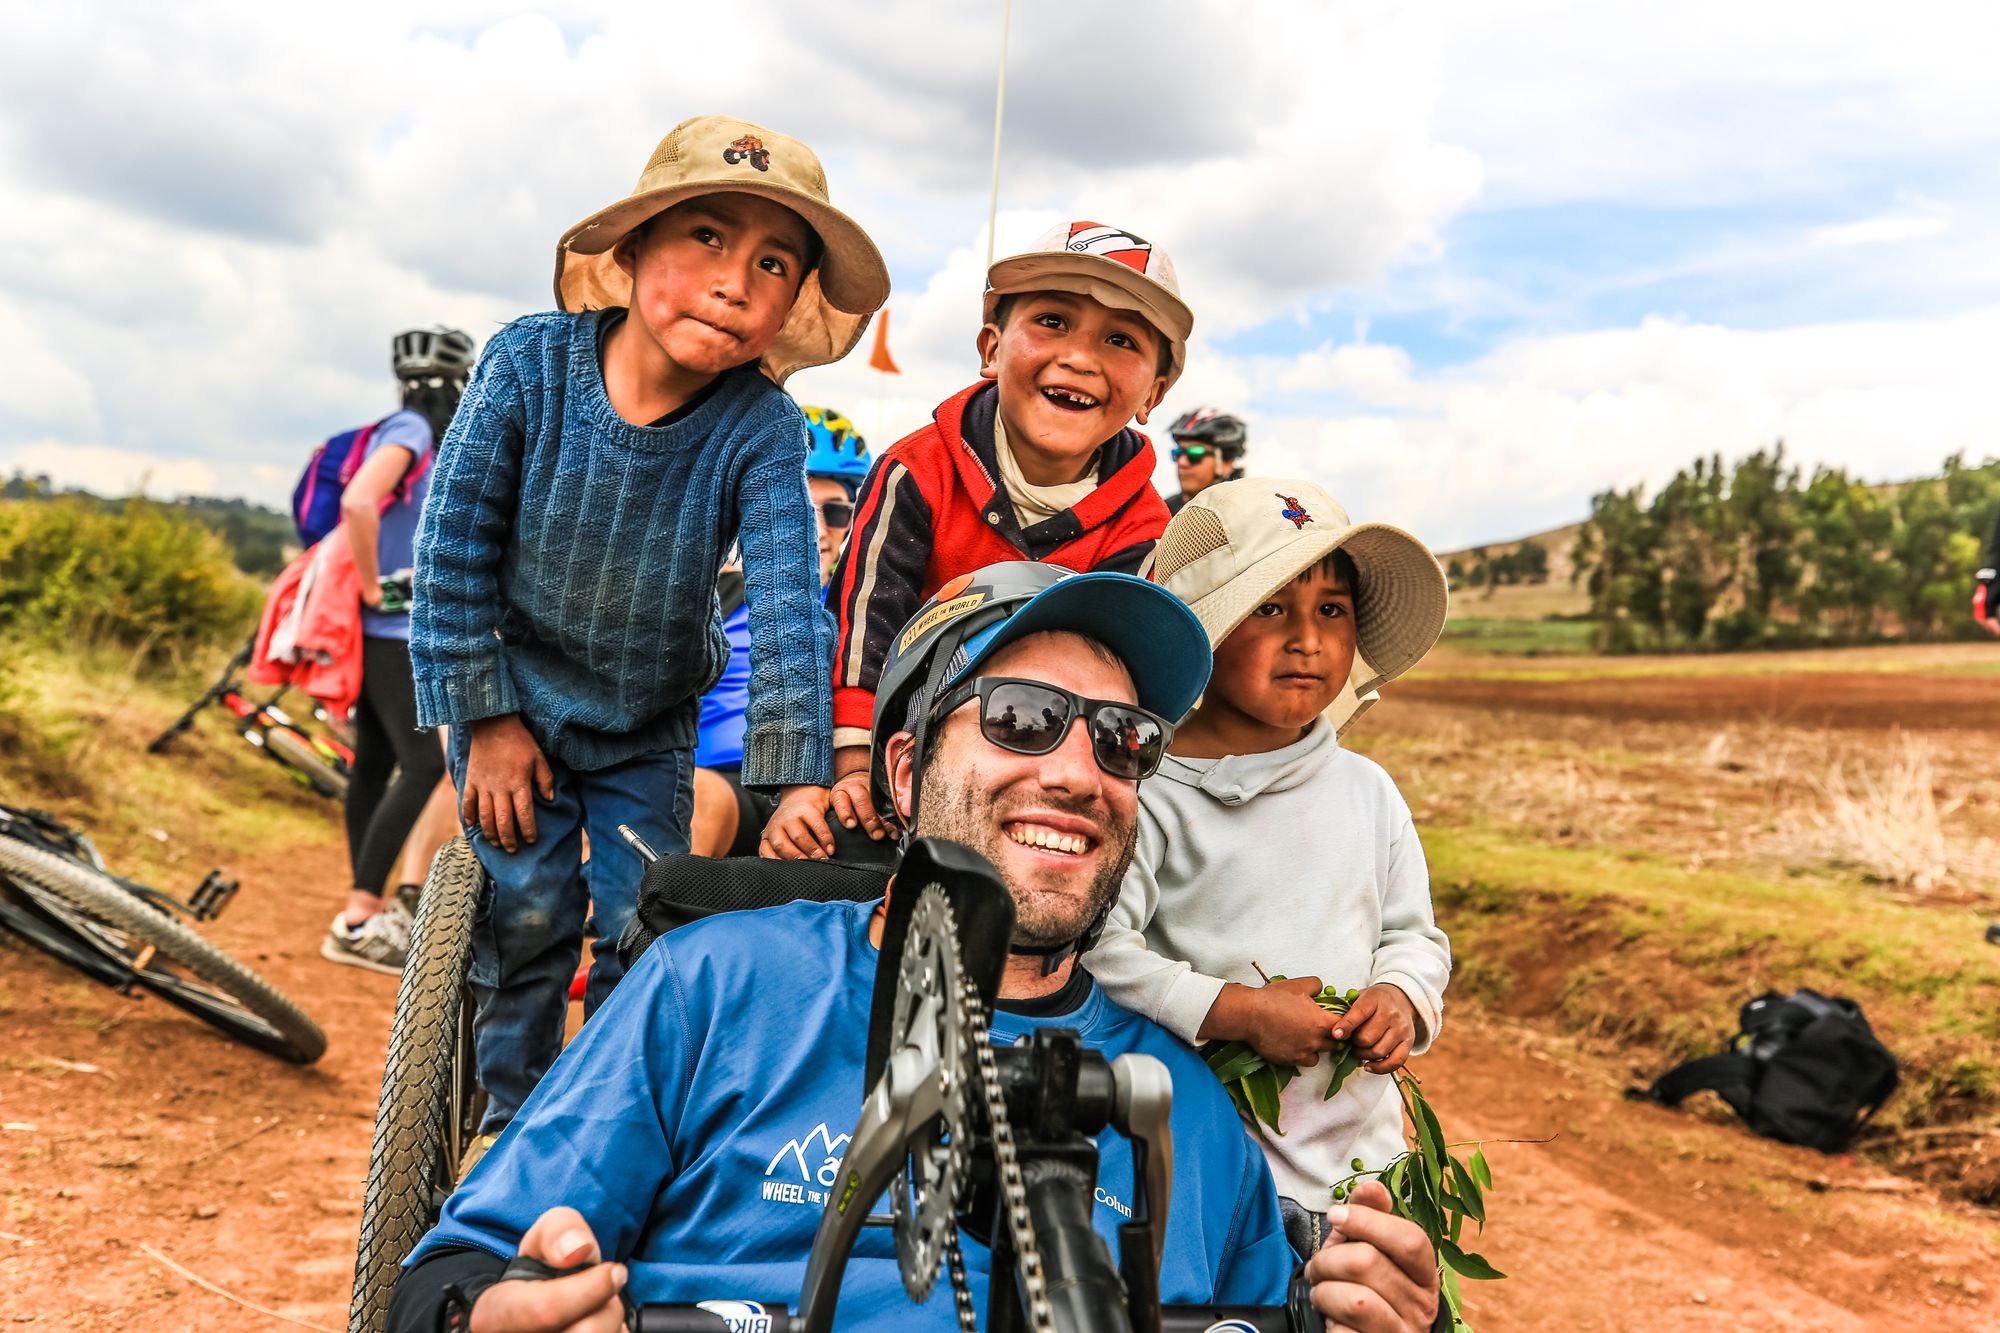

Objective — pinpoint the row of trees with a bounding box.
[1570,447,1999,653]
[3,471,296,576]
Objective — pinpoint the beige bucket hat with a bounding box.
[1149,478,1448,697]
[983,220,1194,392]
[555,115,891,384]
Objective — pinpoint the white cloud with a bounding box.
[1808,214,1949,248]
[0,2,1481,491]
[0,440,227,499]
[1228,308,1999,551]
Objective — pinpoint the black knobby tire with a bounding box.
[0,838,326,1063]
[265,727,349,800]
[348,837,486,1333]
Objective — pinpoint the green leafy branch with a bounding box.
[1200,979,1504,1333]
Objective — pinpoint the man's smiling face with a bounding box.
[889,630,1140,950]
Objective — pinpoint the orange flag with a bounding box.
[867,309,901,375]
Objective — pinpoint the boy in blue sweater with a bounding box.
[411,115,889,1134]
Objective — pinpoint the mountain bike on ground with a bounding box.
[149,635,354,800]
[0,801,326,1063]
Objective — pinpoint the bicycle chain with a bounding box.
[893,888,972,1304]
[960,971,1055,1333]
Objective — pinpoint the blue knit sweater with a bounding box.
[410,310,833,784]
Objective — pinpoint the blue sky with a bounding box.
[1,0,1994,551]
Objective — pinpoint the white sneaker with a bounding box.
[320,908,410,974]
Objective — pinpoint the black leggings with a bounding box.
[346,636,447,893]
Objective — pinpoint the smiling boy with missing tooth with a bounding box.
[769,222,1185,854]
[1083,477,1454,1261]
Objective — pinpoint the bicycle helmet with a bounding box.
[1168,407,1247,460]
[801,405,872,495]
[391,327,477,382]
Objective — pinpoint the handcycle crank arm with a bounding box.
[1111,1053,1174,1268]
[796,1045,949,1333]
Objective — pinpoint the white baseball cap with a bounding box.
[983,220,1193,391]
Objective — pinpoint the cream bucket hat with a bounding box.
[1149,478,1449,703]
[554,115,890,384]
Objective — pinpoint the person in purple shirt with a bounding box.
[321,327,474,974]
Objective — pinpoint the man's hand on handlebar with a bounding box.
[472,1207,627,1333]
[1304,1180,1441,1333]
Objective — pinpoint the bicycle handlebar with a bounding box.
[625,1302,1306,1331]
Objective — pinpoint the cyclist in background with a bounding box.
[322,327,475,973]
[690,406,871,857]
[1165,406,1248,516]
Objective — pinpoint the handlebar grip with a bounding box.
[636,1302,794,1332]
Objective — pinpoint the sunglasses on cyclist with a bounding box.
[929,676,1173,782]
[818,499,855,529]
[1170,444,1213,463]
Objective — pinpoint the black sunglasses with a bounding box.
[930,676,1173,782]
[1171,444,1213,463]
[818,499,855,529]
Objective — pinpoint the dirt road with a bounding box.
[4,716,1997,1329]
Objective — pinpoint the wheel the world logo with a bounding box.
[762,1121,850,1207]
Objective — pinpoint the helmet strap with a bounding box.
[895,647,960,840]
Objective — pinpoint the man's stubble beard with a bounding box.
[913,762,1136,949]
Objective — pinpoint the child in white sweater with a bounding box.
[1084,478,1452,1258]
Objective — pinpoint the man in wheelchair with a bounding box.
[389,563,1440,1332]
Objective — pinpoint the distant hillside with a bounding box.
[3,472,294,577]
[1436,521,1590,620]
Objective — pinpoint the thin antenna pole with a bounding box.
[985,0,1012,268]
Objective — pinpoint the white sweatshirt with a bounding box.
[1083,719,1451,1205]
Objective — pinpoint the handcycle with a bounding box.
[0,801,326,1063]
[347,835,1320,1332]
[149,634,355,801]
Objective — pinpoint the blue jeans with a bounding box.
[448,730,693,1132]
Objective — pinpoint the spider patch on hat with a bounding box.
[1062,222,1156,274]
[1276,493,1313,529]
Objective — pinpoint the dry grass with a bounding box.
[1352,696,2000,902]
[1783,737,1963,892]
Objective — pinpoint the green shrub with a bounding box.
[0,497,263,675]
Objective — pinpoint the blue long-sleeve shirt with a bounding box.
[410,310,834,783]
[406,897,1295,1326]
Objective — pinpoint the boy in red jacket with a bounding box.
[762,221,1188,856]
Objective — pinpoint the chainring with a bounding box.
[888,884,973,1303]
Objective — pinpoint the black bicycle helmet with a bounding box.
[391,327,477,382]
[1168,407,1247,459]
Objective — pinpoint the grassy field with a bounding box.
[1350,640,2000,1203]
[1439,615,1597,657]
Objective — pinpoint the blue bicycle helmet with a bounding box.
[802,405,872,495]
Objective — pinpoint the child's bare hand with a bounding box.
[1237,975,1339,1067]
[827,769,890,841]
[1335,983,1418,1074]
[463,714,555,853]
[760,786,836,860]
